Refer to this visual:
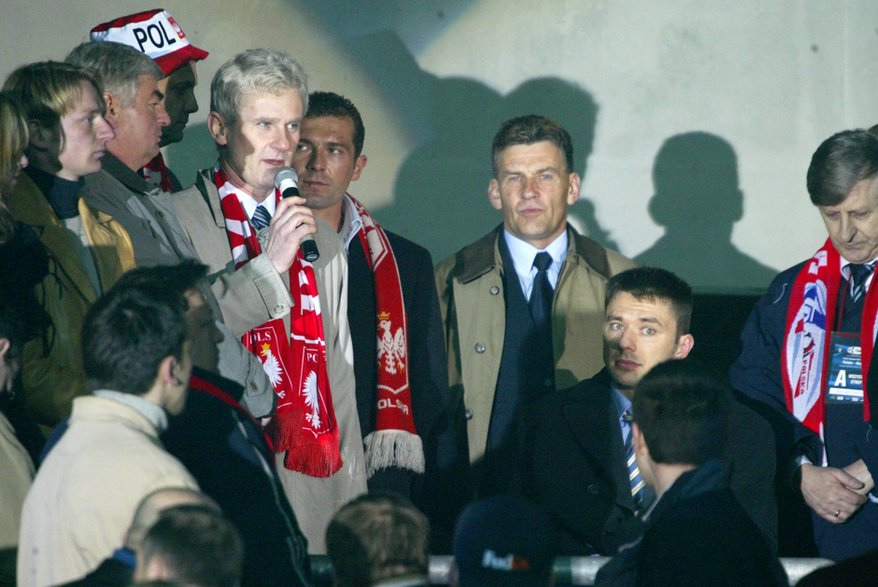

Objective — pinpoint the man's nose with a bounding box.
[156,103,171,127]
[307,148,326,170]
[618,328,636,351]
[839,216,857,241]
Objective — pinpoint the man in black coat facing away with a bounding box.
[594,360,787,586]
[511,267,777,554]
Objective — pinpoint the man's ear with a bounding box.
[157,355,179,388]
[103,92,121,128]
[488,179,502,211]
[566,172,581,205]
[632,422,648,458]
[208,112,228,146]
[674,333,694,359]
[350,154,367,182]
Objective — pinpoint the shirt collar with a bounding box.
[840,256,878,273]
[92,389,169,432]
[339,194,363,248]
[503,228,569,278]
[840,255,878,288]
[233,187,277,222]
[611,384,632,422]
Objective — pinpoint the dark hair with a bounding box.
[807,129,878,206]
[113,261,208,305]
[305,91,365,157]
[326,493,429,587]
[492,114,574,177]
[605,267,693,335]
[139,504,243,587]
[632,359,729,466]
[82,273,188,395]
[0,297,24,362]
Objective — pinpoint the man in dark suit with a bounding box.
[512,267,777,555]
[594,360,787,586]
[293,91,468,549]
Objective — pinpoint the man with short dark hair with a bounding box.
[594,361,787,586]
[294,91,466,548]
[60,487,219,587]
[731,129,878,559]
[512,267,776,555]
[134,504,243,587]
[18,273,197,586]
[90,8,209,192]
[118,262,311,586]
[326,493,430,587]
[436,115,634,479]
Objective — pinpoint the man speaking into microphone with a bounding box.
[173,49,368,553]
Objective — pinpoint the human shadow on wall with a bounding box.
[165,121,217,190]
[634,131,777,293]
[346,31,618,263]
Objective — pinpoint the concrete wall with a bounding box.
[4,0,877,292]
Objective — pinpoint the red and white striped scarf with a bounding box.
[214,165,341,477]
[142,153,174,193]
[349,195,424,475]
[782,239,878,447]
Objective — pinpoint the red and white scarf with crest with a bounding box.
[349,195,424,475]
[782,239,878,448]
[143,153,175,193]
[215,165,341,477]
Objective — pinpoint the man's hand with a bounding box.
[800,463,867,523]
[843,458,875,496]
[263,197,316,274]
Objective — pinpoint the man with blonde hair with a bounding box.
[173,48,366,552]
[3,61,119,429]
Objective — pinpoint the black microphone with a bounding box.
[274,168,319,262]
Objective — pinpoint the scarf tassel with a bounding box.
[364,430,425,477]
[272,410,342,478]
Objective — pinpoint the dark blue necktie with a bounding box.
[849,262,875,304]
[251,204,272,230]
[529,252,554,329]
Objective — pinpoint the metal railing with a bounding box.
[308,555,833,585]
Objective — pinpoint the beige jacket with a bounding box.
[173,169,368,553]
[435,225,635,462]
[17,396,197,587]
[0,411,34,549]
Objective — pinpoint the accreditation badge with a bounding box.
[826,332,864,403]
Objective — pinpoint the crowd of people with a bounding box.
[3,7,878,587]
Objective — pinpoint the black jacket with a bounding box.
[512,369,777,554]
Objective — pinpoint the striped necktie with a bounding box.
[623,408,646,509]
[251,204,272,230]
[848,262,876,304]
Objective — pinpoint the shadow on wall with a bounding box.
[165,122,218,190]
[340,31,619,264]
[634,131,777,293]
